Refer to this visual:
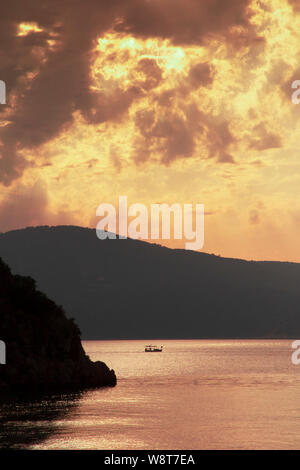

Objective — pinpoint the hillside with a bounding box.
[0,255,116,394]
[0,225,299,339]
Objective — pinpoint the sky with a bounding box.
[1,0,300,261]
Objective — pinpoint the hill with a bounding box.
[0,255,116,394]
[0,225,299,339]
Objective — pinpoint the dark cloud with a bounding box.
[153,114,196,164]
[188,63,215,89]
[116,0,259,46]
[206,120,236,163]
[133,103,236,165]
[0,0,119,185]
[131,59,236,165]
[288,0,300,12]
[0,0,258,184]
[77,59,162,125]
[135,58,163,91]
[78,85,142,125]
[133,106,198,164]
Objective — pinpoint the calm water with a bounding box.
[1,339,300,449]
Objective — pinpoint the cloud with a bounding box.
[116,0,260,46]
[249,209,260,225]
[78,85,142,125]
[133,106,198,164]
[206,120,236,163]
[0,181,76,232]
[250,159,264,167]
[133,103,236,165]
[249,122,282,151]
[0,1,120,185]
[288,0,300,12]
[135,58,163,91]
[0,0,264,185]
[188,62,215,89]
[110,145,123,172]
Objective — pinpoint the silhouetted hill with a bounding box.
[0,225,299,339]
[0,256,116,394]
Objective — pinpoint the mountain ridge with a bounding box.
[0,225,299,339]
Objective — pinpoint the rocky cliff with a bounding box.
[0,257,116,395]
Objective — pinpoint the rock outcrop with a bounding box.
[0,257,116,395]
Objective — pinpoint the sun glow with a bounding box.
[3,1,300,262]
[95,34,192,83]
[17,22,43,37]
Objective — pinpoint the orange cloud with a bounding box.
[1,0,300,262]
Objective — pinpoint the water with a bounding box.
[1,339,300,449]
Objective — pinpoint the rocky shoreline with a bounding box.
[0,258,116,395]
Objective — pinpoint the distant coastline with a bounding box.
[1,225,300,341]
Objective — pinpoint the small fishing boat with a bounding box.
[145,344,163,352]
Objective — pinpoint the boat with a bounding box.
[145,344,163,352]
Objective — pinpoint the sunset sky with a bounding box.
[1,0,300,261]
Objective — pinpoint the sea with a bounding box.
[1,339,300,450]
